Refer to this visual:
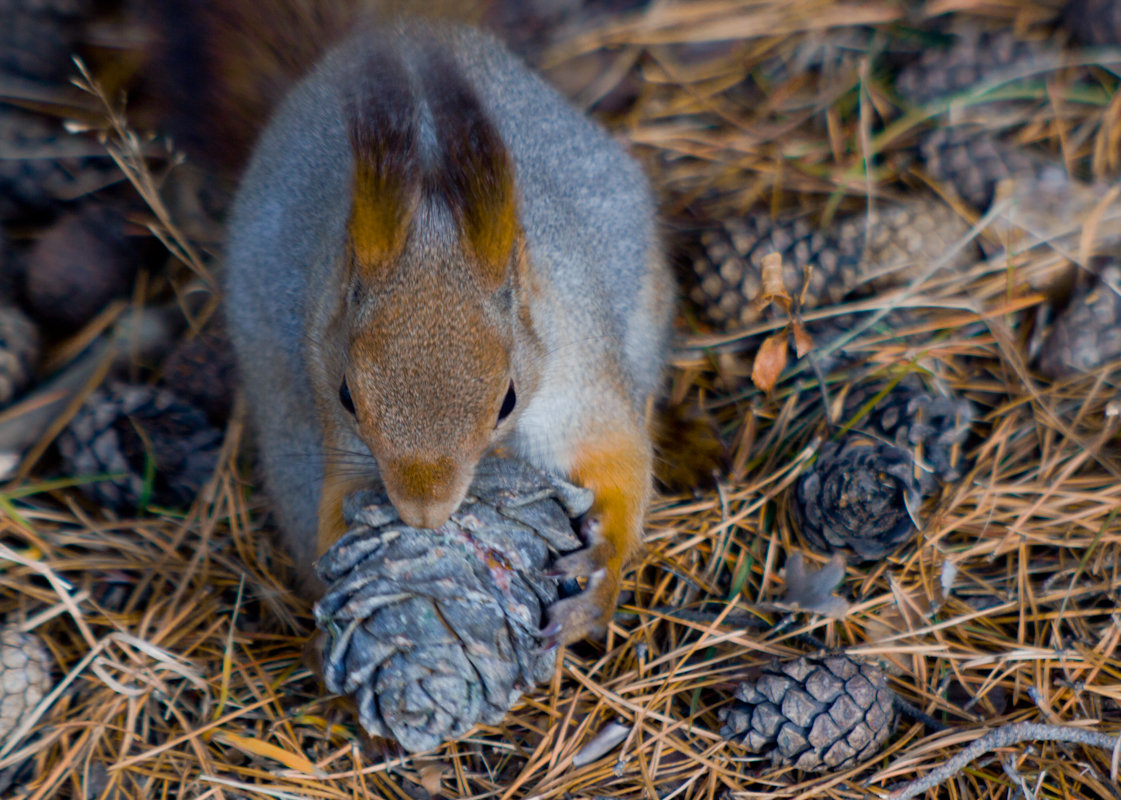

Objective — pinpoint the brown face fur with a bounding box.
[332,44,530,530]
[340,238,520,529]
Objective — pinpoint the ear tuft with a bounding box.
[418,48,519,286]
[346,51,420,273]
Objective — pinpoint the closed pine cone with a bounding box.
[895,26,1051,108]
[685,198,974,332]
[719,655,896,773]
[0,627,53,794]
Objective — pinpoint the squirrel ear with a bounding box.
[420,50,519,287]
[346,53,419,275]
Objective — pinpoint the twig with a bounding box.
[883,722,1121,800]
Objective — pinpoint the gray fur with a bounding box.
[225,21,673,578]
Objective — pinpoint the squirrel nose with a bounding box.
[394,497,458,530]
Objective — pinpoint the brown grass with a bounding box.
[1,0,1119,798]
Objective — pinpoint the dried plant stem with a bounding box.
[884,722,1121,800]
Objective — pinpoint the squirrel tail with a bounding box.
[143,0,484,173]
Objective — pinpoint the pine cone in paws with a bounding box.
[851,377,975,490]
[1038,263,1121,378]
[1063,0,1121,46]
[795,437,921,560]
[56,382,222,512]
[0,304,40,408]
[719,655,895,773]
[0,627,53,794]
[0,0,90,82]
[315,456,589,753]
[24,205,140,334]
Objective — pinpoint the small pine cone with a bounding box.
[0,628,52,741]
[896,26,1050,108]
[0,304,40,408]
[851,377,975,490]
[719,655,895,773]
[160,317,237,424]
[0,0,90,82]
[920,128,1066,212]
[795,437,921,560]
[1063,0,1121,46]
[24,205,140,334]
[315,456,589,753]
[685,199,974,332]
[1038,262,1121,378]
[56,382,223,512]
[0,627,52,794]
[0,108,117,221]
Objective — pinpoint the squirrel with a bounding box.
[165,4,674,644]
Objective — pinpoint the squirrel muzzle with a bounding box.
[381,455,474,530]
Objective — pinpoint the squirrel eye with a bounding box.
[339,378,356,416]
[497,380,516,425]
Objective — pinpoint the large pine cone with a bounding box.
[795,436,921,560]
[56,382,223,512]
[1063,0,1121,46]
[0,304,40,408]
[685,199,974,331]
[315,457,589,753]
[719,655,895,773]
[1038,262,1121,378]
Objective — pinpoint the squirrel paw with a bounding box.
[540,520,620,647]
[539,568,615,648]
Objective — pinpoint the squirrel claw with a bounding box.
[540,568,613,645]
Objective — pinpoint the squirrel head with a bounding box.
[323,45,541,529]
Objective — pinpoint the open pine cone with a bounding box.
[719,655,895,773]
[851,377,975,490]
[795,436,921,560]
[56,381,222,512]
[315,456,589,753]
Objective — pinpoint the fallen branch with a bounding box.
[884,722,1121,800]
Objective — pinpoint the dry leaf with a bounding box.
[791,319,814,358]
[754,252,792,312]
[781,551,848,618]
[417,763,449,797]
[751,331,788,392]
